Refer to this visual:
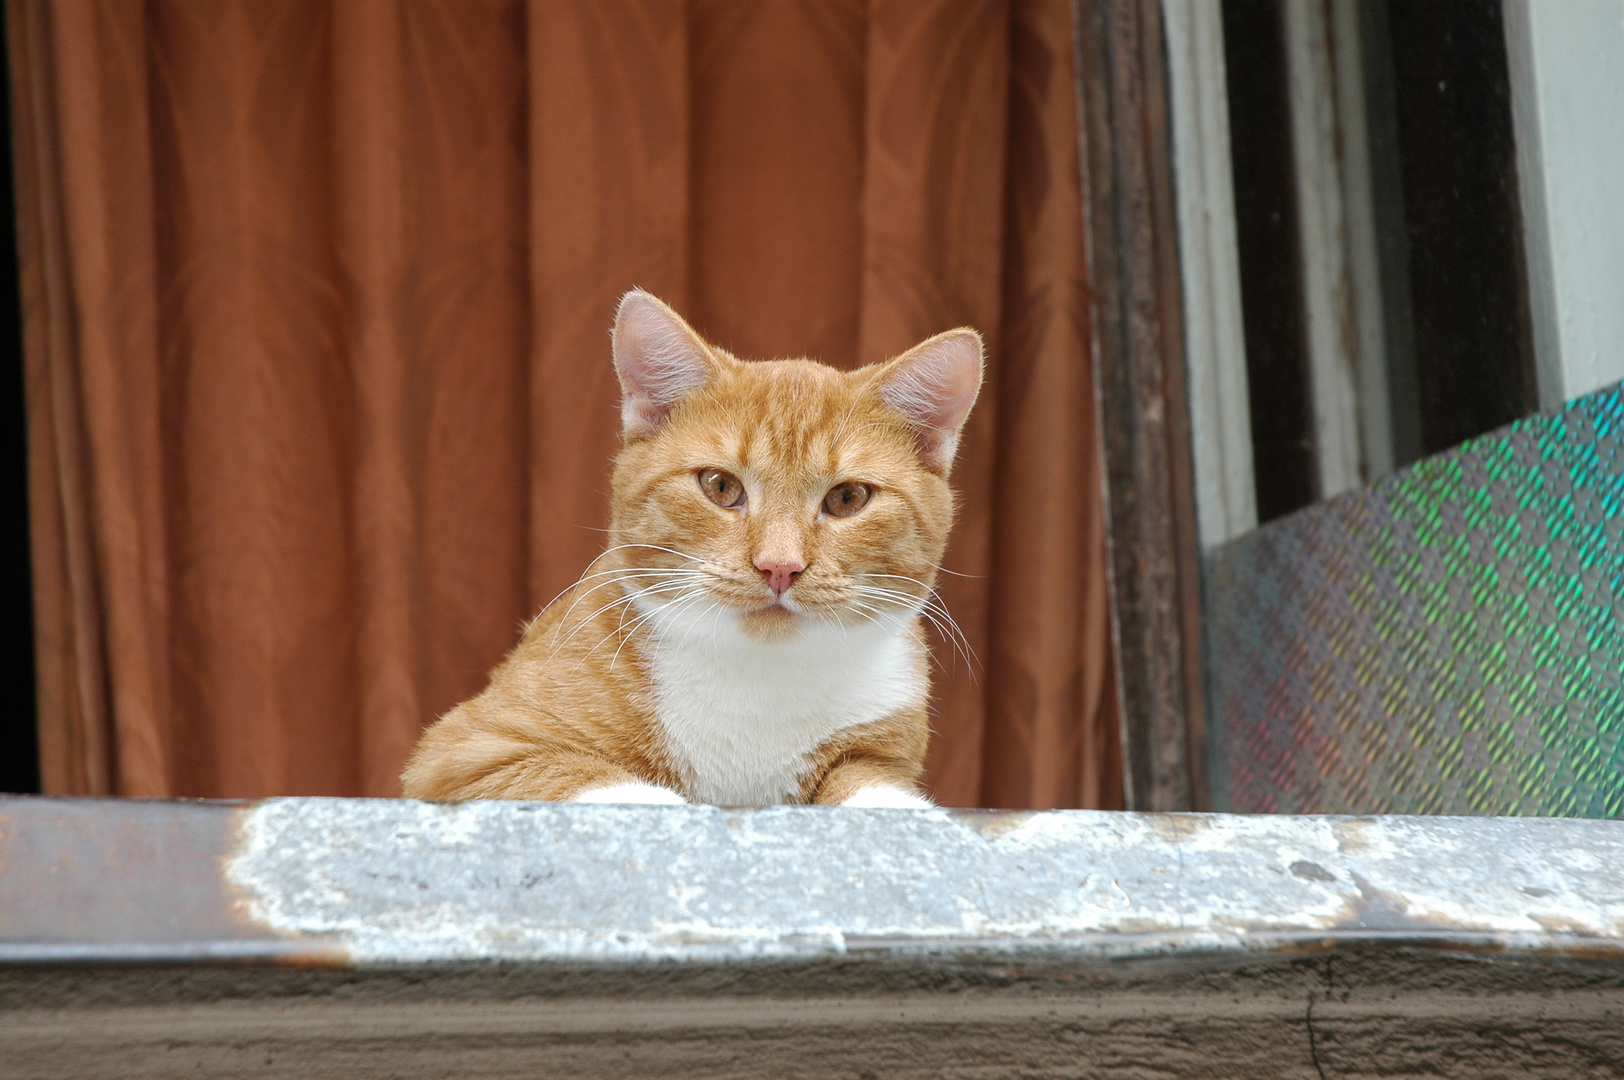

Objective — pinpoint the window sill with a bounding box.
[2,796,1621,1077]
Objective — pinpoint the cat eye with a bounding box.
[697,468,746,509]
[822,481,873,518]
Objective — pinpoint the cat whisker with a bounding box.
[839,591,923,631]
[564,538,712,590]
[606,588,712,671]
[549,570,710,647]
[545,584,698,662]
[848,582,977,674]
[527,541,713,641]
[924,617,976,676]
[928,565,977,579]
[608,579,711,639]
[892,596,974,662]
[854,571,960,611]
[855,571,933,588]
[707,598,730,644]
[839,599,913,638]
[532,542,704,610]
[861,563,978,582]
[836,597,956,676]
[841,588,915,620]
[573,565,710,586]
[602,578,699,628]
[547,575,706,657]
[597,542,709,565]
[573,590,686,673]
[821,604,867,637]
[853,572,959,617]
[663,597,726,652]
[852,579,958,624]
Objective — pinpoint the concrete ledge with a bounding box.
[2,797,1622,1078]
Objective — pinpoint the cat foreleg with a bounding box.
[839,784,933,809]
[403,724,684,803]
[808,757,933,808]
[572,781,687,804]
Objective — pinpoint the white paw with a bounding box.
[572,782,687,805]
[840,785,934,809]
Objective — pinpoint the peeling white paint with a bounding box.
[225,800,1624,966]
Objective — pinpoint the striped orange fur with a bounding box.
[401,290,982,807]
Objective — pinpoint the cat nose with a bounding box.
[754,556,805,596]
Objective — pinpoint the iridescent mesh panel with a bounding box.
[1206,384,1624,816]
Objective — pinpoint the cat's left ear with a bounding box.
[613,289,717,438]
[875,328,984,473]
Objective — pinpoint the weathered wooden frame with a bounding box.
[1074,0,1207,811]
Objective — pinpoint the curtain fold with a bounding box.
[10,0,1120,809]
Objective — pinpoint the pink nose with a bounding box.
[754,557,805,596]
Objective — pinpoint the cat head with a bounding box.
[607,289,982,643]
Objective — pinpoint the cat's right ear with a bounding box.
[874,328,984,474]
[612,290,716,439]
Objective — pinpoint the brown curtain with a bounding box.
[9,0,1121,809]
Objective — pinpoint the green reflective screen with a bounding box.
[1208,385,1624,816]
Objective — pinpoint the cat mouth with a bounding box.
[737,599,799,638]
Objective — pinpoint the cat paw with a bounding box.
[840,785,934,809]
[572,782,687,805]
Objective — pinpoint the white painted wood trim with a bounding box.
[1327,0,1394,481]
[1504,0,1624,411]
[1161,0,1257,548]
[1283,0,1365,500]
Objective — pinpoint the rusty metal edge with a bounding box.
[4,930,1621,972]
[0,941,347,967]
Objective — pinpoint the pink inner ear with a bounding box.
[613,291,713,436]
[879,330,984,469]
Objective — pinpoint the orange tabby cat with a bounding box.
[401,290,981,807]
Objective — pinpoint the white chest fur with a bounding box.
[635,604,925,806]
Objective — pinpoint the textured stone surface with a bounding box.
[222,799,1624,964]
